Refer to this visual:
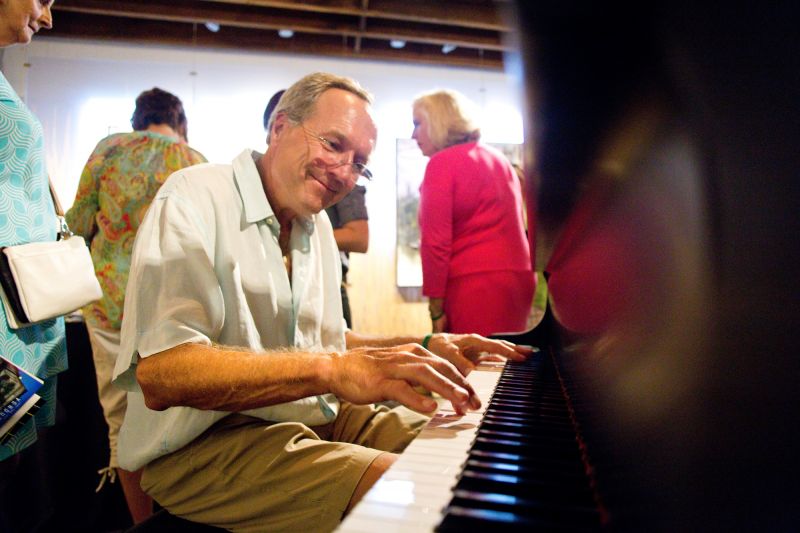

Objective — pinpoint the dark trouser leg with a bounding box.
[340,284,352,329]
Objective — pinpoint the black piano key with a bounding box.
[479,420,577,439]
[455,469,595,504]
[472,436,583,462]
[484,408,572,426]
[494,381,558,387]
[488,399,570,413]
[463,458,587,483]
[468,448,587,475]
[476,429,578,452]
[436,504,600,532]
[447,489,601,528]
[437,505,540,531]
[491,397,566,408]
[436,355,601,532]
[481,412,574,430]
[494,379,559,388]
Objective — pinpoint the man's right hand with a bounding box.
[325,344,481,415]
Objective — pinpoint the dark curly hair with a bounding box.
[131,87,187,133]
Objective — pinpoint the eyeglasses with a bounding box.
[301,125,373,182]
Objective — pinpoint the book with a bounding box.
[0,354,43,445]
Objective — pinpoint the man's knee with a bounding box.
[367,451,397,476]
[346,451,397,514]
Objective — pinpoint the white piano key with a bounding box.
[338,364,506,532]
[338,502,444,533]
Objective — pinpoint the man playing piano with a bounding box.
[111,72,531,532]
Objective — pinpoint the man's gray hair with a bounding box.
[266,72,373,143]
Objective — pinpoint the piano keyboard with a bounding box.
[337,361,505,532]
[338,353,601,532]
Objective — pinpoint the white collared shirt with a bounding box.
[113,149,345,471]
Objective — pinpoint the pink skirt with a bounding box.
[444,270,535,336]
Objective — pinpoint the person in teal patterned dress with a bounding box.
[66,87,206,523]
[0,0,64,520]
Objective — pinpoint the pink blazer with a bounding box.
[418,142,533,298]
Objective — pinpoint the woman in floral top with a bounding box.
[66,87,206,523]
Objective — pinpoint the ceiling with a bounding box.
[49,0,515,71]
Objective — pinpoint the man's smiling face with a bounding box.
[266,88,377,219]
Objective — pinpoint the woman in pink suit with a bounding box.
[412,90,535,335]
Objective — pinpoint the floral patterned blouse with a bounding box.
[66,131,206,330]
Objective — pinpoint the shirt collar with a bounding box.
[232,149,315,235]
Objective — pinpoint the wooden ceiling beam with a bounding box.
[54,0,347,29]
[43,12,505,70]
[365,20,504,51]
[53,0,508,51]
[194,0,509,30]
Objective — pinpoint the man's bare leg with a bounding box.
[119,467,153,523]
[344,452,397,515]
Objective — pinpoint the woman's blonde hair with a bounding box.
[413,89,481,153]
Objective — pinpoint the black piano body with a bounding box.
[438,2,799,531]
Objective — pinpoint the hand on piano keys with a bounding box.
[337,361,507,532]
[328,343,483,416]
[423,333,535,376]
[339,350,603,532]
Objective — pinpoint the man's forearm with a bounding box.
[345,330,423,349]
[136,342,334,412]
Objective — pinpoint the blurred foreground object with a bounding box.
[514,1,799,530]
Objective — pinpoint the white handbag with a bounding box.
[0,181,102,329]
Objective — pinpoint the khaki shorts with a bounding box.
[86,324,126,468]
[140,403,429,532]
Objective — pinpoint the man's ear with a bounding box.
[270,111,288,140]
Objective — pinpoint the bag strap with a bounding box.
[48,178,64,217]
[47,178,72,239]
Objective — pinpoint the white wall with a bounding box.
[1,38,524,334]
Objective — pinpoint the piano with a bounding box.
[342,2,799,531]
[340,308,606,532]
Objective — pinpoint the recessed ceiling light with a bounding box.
[204,22,220,33]
[390,40,406,49]
[278,29,294,39]
[442,43,457,54]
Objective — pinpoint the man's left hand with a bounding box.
[424,334,534,376]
